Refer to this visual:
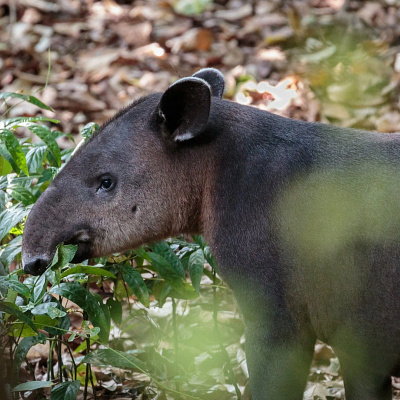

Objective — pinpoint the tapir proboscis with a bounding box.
[22,68,400,399]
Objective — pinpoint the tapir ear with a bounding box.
[192,68,224,98]
[158,77,211,142]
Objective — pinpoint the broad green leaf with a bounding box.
[147,252,186,288]
[26,145,47,174]
[45,307,70,336]
[134,247,150,260]
[147,253,198,299]
[151,241,185,277]
[32,275,47,304]
[13,333,46,382]
[0,129,29,175]
[31,302,60,316]
[50,380,80,400]
[193,235,206,248]
[50,244,77,270]
[119,264,150,307]
[80,122,99,140]
[169,281,198,300]
[0,117,59,130]
[0,92,53,111]
[107,298,122,326]
[6,185,36,206]
[26,125,61,167]
[0,154,12,175]
[0,301,38,332]
[188,249,205,293]
[153,281,171,307]
[50,282,110,344]
[0,144,20,173]
[13,381,53,392]
[0,205,31,241]
[0,231,23,271]
[81,349,146,371]
[60,265,116,279]
[204,245,219,272]
[0,277,30,297]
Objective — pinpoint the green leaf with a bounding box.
[119,264,150,307]
[13,381,53,392]
[147,253,185,288]
[6,185,36,206]
[31,302,63,317]
[32,275,47,304]
[0,129,29,175]
[204,245,219,272]
[192,235,206,248]
[0,204,31,241]
[50,244,77,270]
[26,145,47,174]
[50,283,110,344]
[169,281,199,300]
[13,333,47,382]
[0,92,53,111]
[81,349,146,371]
[0,277,30,297]
[188,249,205,293]
[0,144,20,173]
[147,252,198,298]
[0,235,22,268]
[80,122,99,140]
[0,154,12,176]
[60,265,116,280]
[50,380,80,400]
[107,298,122,326]
[0,117,59,130]
[0,301,38,332]
[26,125,61,167]
[151,241,185,277]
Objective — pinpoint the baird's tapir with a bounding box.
[22,68,400,399]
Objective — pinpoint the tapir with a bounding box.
[22,68,400,399]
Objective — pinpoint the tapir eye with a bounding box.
[98,178,114,191]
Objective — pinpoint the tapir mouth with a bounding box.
[23,228,94,276]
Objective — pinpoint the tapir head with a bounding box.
[22,69,224,275]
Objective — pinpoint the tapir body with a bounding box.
[22,69,400,399]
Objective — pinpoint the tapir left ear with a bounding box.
[158,77,211,142]
[192,68,224,99]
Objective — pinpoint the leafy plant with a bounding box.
[0,93,245,400]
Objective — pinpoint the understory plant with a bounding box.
[0,93,245,400]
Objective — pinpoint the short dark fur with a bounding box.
[22,69,400,399]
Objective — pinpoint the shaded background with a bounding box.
[1,0,400,145]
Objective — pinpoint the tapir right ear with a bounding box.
[158,77,211,142]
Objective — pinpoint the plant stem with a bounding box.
[212,269,241,399]
[171,298,181,395]
[90,364,97,400]
[48,335,55,381]
[62,341,77,381]
[83,283,90,400]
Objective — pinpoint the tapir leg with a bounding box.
[245,320,316,399]
[335,350,393,400]
[341,377,392,400]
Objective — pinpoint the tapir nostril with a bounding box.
[23,257,49,276]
